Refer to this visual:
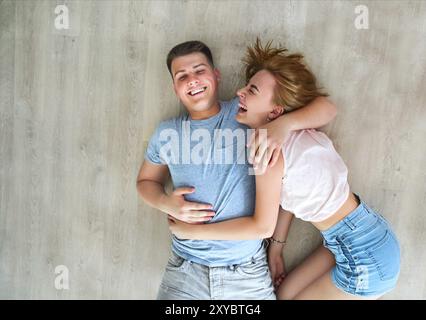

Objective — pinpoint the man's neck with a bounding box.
[189,102,221,120]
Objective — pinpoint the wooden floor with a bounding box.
[0,0,425,299]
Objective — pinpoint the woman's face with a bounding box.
[236,70,281,128]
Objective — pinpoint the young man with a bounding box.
[136,40,337,299]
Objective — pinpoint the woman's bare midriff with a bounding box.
[312,192,360,231]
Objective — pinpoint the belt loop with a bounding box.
[344,218,355,230]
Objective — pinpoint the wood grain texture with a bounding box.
[0,0,425,299]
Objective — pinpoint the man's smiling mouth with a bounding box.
[187,87,207,96]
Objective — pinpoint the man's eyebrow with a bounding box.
[193,63,207,69]
[174,69,186,78]
[174,63,208,78]
[250,84,260,93]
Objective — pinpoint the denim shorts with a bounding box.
[321,196,401,297]
[157,240,275,300]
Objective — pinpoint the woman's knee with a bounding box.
[276,278,299,300]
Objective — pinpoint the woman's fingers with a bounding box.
[263,145,275,167]
[247,129,257,148]
[249,130,267,163]
[249,144,260,164]
[254,149,269,174]
[268,148,280,167]
[254,138,268,166]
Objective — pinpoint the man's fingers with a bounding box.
[184,201,214,211]
[188,211,216,218]
[186,216,214,223]
[173,187,195,196]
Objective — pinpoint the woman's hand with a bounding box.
[268,244,287,289]
[248,96,338,170]
[248,117,292,170]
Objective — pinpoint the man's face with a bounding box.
[171,52,220,114]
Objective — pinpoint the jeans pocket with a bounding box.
[159,254,189,296]
[323,238,351,272]
[366,230,400,281]
[235,258,268,278]
[166,253,187,271]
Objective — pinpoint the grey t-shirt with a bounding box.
[145,97,262,266]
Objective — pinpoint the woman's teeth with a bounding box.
[238,103,247,112]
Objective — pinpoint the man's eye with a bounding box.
[179,75,187,81]
[249,89,254,94]
[196,70,205,74]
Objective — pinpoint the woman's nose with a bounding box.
[237,89,245,98]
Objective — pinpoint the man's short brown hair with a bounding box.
[166,41,214,77]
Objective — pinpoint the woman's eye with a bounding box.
[248,89,254,95]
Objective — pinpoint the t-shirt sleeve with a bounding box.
[144,125,166,165]
[227,96,240,118]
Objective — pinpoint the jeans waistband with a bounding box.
[320,195,373,238]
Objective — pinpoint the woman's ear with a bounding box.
[268,105,285,121]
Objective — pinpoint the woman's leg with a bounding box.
[276,245,335,300]
[293,271,379,300]
[277,244,380,300]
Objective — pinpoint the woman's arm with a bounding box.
[268,209,294,287]
[279,96,337,132]
[168,154,284,240]
[270,208,294,244]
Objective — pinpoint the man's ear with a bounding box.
[214,68,221,82]
[268,105,285,121]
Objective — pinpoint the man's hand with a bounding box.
[247,117,291,170]
[268,244,286,289]
[162,187,215,223]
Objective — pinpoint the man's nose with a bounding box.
[188,78,199,87]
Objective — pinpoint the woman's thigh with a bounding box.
[293,271,376,300]
[277,245,335,300]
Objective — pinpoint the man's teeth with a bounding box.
[189,87,206,96]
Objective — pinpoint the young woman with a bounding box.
[169,39,401,299]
